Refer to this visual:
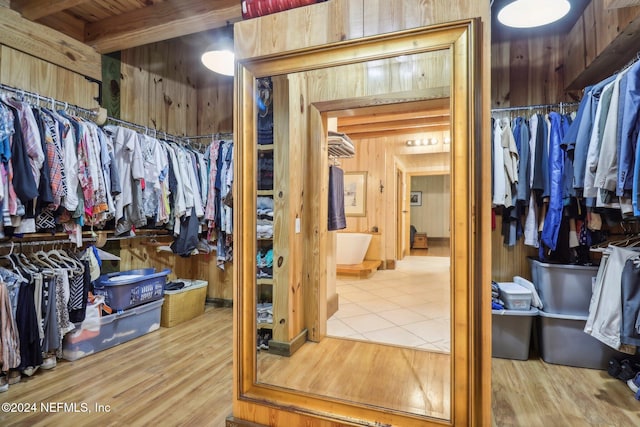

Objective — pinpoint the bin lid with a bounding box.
[537,310,588,321]
[492,308,538,316]
[497,281,532,296]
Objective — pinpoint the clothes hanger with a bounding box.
[30,249,58,269]
[0,243,26,282]
[50,248,84,272]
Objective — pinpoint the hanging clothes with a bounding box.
[540,112,570,253]
[328,165,347,231]
[0,281,20,372]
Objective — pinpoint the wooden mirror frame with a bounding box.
[233,20,485,426]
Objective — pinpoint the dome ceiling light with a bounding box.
[201,23,235,77]
[497,0,571,29]
[201,50,235,76]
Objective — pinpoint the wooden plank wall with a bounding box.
[491,35,572,109]
[118,39,234,302]
[0,6,102,81]
[197,73,234,135]
[0,45,99,109]
[118,239,234,302]
[119,39,198,136]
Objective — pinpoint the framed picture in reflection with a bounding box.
[344,172,367,217]
[410,191,422,206]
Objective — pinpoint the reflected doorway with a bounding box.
[258,98,454,419]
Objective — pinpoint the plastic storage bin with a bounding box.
[161,280,208,328]
[538,310,623,370]
[529,258,598,316]
[498,282,532,310]
[62,298,164,361]
[492,308,538,360]
[94,268,170,311]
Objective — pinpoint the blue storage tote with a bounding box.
[93,268,171,311]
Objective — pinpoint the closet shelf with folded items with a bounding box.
[0,82,234,261]
[328,130,355,158]
[256,77,274,347]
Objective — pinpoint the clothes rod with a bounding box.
[491,101,580,113]
[105,117,228,145]
[0,238,97,249]
[0,82,98,117]
[0,82,229,145]
[188,133,234,140]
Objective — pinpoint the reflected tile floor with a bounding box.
[328,256,451,353]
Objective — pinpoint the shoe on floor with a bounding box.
[21,366,39,377]
[627,373,640,400]
[7,370,21,385]
[0,375,8,392]
[41,356,57,370]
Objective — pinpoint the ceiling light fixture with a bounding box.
[201,50,235,76]
[201,23,235,77]
[497,0,571,29]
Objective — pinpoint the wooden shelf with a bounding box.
[257,322,273,329]
[257,278,273,285]
[257,144,274,150]
[336,260,382,279]
[257,190,274,196]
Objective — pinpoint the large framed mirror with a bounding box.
[234,20,483,426]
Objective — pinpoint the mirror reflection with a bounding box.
[253,49,453,420]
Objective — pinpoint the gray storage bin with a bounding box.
[62,298,164,361]
[498,282,533,310]
[492,308,538,360]
[538,310,623,370]
[529,258,598,316]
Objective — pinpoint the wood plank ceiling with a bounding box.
[5,0,607,140]
[8,0,243,54]
[5,0,452,139]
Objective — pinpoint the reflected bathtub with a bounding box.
[336,233,372,265]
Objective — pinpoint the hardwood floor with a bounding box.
[410,238,450,257]
[0,306,233,427]
[492,356,639,427]
[258,338,451,419]
[1,298,637,426]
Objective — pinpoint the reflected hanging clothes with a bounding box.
[328,165,346,231]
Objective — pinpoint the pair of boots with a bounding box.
[608,357,640,400]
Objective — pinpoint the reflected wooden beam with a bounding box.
[337,124,450,139]
[338,108,449,126]
[85,0,242,54]
[339,116,449,134]
[313,87,450,113]
[11,0,89,20]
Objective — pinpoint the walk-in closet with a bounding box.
[0,1,640,426]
